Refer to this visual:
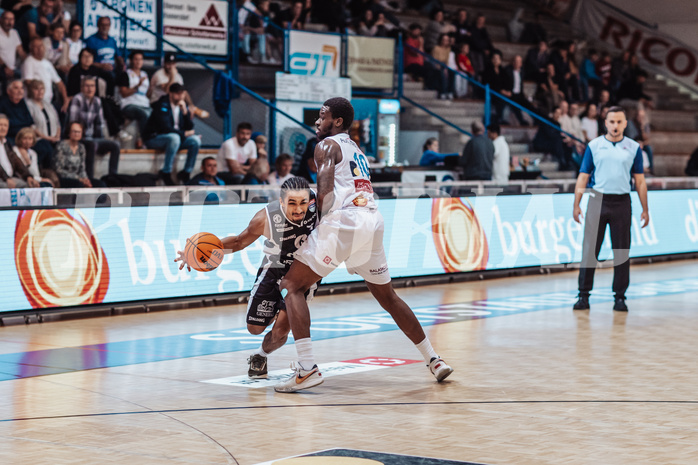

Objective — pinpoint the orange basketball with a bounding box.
[184,232,224,272]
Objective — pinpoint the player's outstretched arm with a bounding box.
[314,140,340,218]
[174,208,268,271]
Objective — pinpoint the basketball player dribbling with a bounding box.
[275,97,453,393]
[175,177,318,379]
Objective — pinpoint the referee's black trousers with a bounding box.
[578,191,632,299]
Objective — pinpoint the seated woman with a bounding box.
[420,137,458,166]
[25,79,61,146]
[53,122,106,188]
[13,127,58,187]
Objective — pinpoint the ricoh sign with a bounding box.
[573,0,698,93]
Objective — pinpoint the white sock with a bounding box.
[295,338,316,371]
[254,346,269,358]
[415,337,439,364]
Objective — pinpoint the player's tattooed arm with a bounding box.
[221,208,268,253]
[315,139,340,218]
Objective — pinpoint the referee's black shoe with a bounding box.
[573,295,590,310]
[613,297,628,312]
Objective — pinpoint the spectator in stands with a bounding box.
[459,121,494,180]
[259,0,282,63]
[255,134,268,158]
[1,0,33,18]
[67,76,120,178]
[188,157,225,186]
[420,137,457,166]
[53,121,106,188]
[269,153,294,186]
[295,136,317,183]
[25,79,60,146]
[217,122,257,184]
[148,53,209,119]
[42,22,70,76]
[580,48,600,102]
[468,14,493,79]
[487,123,510,184]
[534,63,564,118]
[431,33,454,100]
[278,1,305,30]
[520,12,547,44]
[625,106,653,173]
[483,50,508,123]
[561,101,584,157]
[66,47,113,97]
[507,8,525,43]
[524,40,549,84]
[580,102,598,142]
[566,42,582,102]
[617,69,652,109]
[84,16,121,75]
[0,80,33,140]
[314,0,348,33]
[423,9,449,53]
[596,88,611,114]
[65,20,83,65]
[16,0,54,51]
[403,24,425,81]
[549,42,571,100]
[0,11,26,85]
[13,126,57,186]
[118,51,151,145]
[366,0,400,28]
[242,158,270,185]
[143,83,201,185]
[504,55,533,126]
[238,0,258,30]
[0,114,39,188]
[22,37,69,112]
[242,0,267,64]
[532,107,575,171]
[610,50,630,95]
[595,51,612,89]
[558,100,571,133]
[452,9,470,46]
[454,43,473,98]
[52,0,71,30]
[357,10,391,37]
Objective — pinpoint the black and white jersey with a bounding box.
[262,190,317,270]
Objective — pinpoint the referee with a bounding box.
[572,106,650,312]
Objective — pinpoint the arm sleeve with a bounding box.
[631,146,644,174]
[579,145,594,174]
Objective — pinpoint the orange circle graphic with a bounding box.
[431,198,489,272]
[14,210,110,309]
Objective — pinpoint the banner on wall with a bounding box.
[347,36,395,89]
[2,190,698,313]
[82,0,157,50]
[288,31,342,77]
[572,0,698,93]
[163,0,228,56]
[0,188,53,207]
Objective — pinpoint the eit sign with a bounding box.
[288,31,341,77]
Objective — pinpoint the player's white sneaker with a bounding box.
[429,357,453,382]
[274,362,324,393]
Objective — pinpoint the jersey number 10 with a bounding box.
[353,152,370,178]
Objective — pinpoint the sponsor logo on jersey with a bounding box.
[308,199,316,213]
[323,256,332,264]
[256,300,275,317]
[369,265,388,275]
[273,214,282,223]
[350,160,361,177]
[294,234,308,249]
[354,179,373,193]
[248,316,265,323]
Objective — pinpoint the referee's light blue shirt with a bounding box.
[579,136,644,194]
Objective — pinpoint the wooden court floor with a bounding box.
[1,260,698,465]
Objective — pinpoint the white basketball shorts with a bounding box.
[295,207,391,285]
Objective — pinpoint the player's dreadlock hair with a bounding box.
[280,176,310,198]
[323,97,354,130]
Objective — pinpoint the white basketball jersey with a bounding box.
[325,133,376,213]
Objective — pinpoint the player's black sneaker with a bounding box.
[247,354,268,379]
[573,296,590,310]
[613,298,628,312]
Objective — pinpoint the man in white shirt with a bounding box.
[268,153,294,186]
[0,11,26,82]
[118,51,151,141]
[217,122,257,184]
[487,123,510,184]
[21,37,69,112]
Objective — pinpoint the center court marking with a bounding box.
[1,276,697,382]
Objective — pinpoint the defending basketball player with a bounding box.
[174,177,318,379]
[275,98,453,393]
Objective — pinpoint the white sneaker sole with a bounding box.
[274,374,324,393]
[434,366,454,382]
